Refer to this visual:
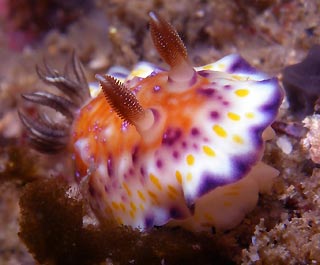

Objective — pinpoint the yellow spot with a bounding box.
[235,89,249,97]
[186,154,195,165]
[223,201,232,207]
[119,202,126,212]
[139,203,145,211]
[227,112,240,121]
[130,202,137,212]
[150,173,162,190]
[245,112,255,119]
[111,201,119,210]
[122,182,132,197]
[233,134,244,144]
[176,171,182,184]
[129,210,135,219]
[202,145,216,157]
[218,63,225,70]
[231,75,244,81]
[212,125,228,138]
[202,64,213,70]
[137,190,146,201]
[186,172,193,182]
[131,69,147,77]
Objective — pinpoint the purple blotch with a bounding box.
[75,171,81,181]
[224,84,232,90]
[210,111,220,119]
[198,154,257,198]
[140,167,145,177]
[181,141,187,148]
[222,101,229,106]
[121,120,129,131]
[132,146,139,163]
[133,85,142,94]
[162,128,182,146]
[191,127,200,136]
[197,70,210,78]
[153,85,161,92]
[229,55,257,74]
[197,88,216,97]
[145,216,154,228]
[188,71,198,86]
[172,150,180,159]
[107,156,113,177]
[156,159,163,169]
[121,194,128,202]
[197,172,231,198]
[169,207,185,219]
[89,183,95,197]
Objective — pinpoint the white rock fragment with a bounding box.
[302,115,320,164]
[276,135,293,154]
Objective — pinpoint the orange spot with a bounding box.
[116,217,123,224]
[111,201,119,210]
[223,201,232,207]
[119,202,126,212]
[130,202,137,212]
[148,190,159,205]
[150,173,162,190]
[123,182,132,197]
[129,210,135,219]
[167,184,179,199]
[137,190,146,201]
[175,171,182,184]
[167,184,178,195]
[204,212,214,222]
[223,191,239,196]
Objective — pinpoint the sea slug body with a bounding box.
[20,12,283,232]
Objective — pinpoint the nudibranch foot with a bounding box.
[20,52,90,153]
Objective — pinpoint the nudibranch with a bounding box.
[20,12,283,232]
